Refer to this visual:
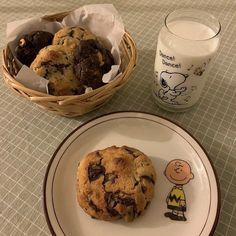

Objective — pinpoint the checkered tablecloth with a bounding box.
[0,0,235,235]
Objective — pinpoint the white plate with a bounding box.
[43,112,220,236]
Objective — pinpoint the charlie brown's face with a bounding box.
[164,159,194,185]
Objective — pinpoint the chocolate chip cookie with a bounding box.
[74,39,114,89]
[30,45,84,96]
[76,146,156,222]
[53,26,97,49]
[15,31,54,67]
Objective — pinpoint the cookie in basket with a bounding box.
[74,39,114,89]
[76,146,156,222]
[53,26,97,49]
[30,45,84,96]
[15,31,54,67]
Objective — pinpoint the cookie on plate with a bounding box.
[53,26,97,49]
[15,31,53,67]
[30,45,84,96]
[76,146,156,222]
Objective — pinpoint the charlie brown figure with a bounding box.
[164,159,194,221]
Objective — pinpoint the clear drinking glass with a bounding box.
[153,9,221,112]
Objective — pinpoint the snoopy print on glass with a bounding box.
[158,71,188,105]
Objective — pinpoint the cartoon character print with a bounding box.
[164,159,194,221]
[158,71,188,105]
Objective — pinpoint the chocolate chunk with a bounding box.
[123,146,140,158]
[88,164,105,181]
[105,192,136,216]
[53,63,71,74]
[119,197,135,206]
[40,60,52,66]
[106,207,120,217]
[47,82,55,94]
[58,38,65,45]
[105,192,121,217]
[44,69,50,80]
[74,39,114,89]
[74,39,101,63]
[144,201,150,210]
[105,191,138,221]
[67,30,75,37]
[137,211,142,217]
[95,151,102,158]
[105,192,117,208]
[89,200,102,212]
[141,186,147,193]
[141,175,155,184]
[123,146,135,155]
[103,173,117,184]
[74,57,104,89]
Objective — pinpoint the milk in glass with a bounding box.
[153,10,221,111]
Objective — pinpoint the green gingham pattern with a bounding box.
[0,0,235,235]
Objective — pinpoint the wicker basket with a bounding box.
[2,11,137,117]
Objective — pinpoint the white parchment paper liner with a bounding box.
[6,4,125,94]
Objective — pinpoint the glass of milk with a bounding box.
[153,9,221,112]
